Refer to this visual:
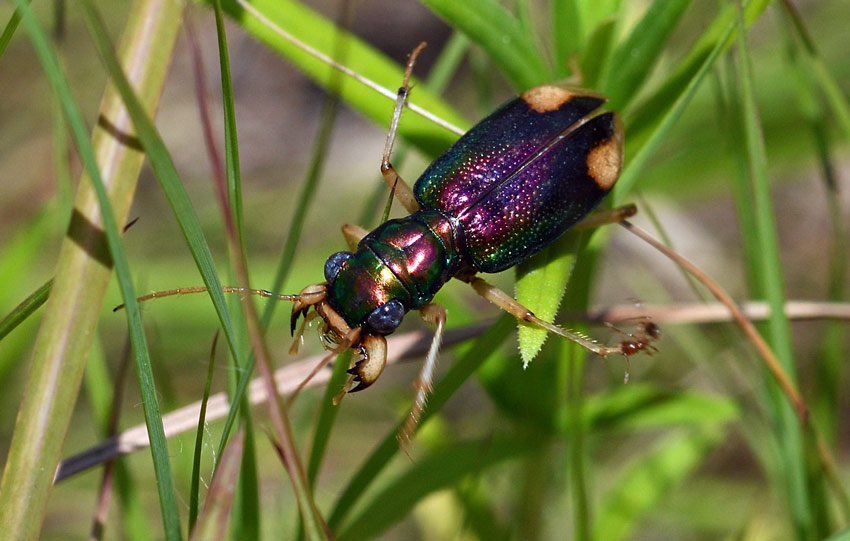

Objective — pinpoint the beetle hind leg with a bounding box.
[462,275,625,358]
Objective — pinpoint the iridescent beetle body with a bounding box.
[127,46,656,445]
[291,82,636,423]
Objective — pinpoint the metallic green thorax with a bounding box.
[327,210,460,328]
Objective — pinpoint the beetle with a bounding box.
[128,44,657,444]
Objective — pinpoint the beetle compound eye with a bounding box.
[324,251,353,284]
[366,299,406,334]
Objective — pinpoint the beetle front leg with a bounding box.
[398,303,447,450]
[341,224,369,250]
[461,275,625,358]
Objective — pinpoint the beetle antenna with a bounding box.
[113,286,300,312]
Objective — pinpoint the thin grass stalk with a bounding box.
[202,2,330,535]
[734,2,814,536]
[184,11,261,536]
[0,2,183,538]
[189,333,220,533]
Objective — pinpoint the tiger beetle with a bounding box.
[128,43,658,445]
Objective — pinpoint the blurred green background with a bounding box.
[0,0,848,539]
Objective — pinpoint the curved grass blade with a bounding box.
[205,0,468,158]
[624,0,772,136]
[611,7,737,203]
[5,2,182,538]
[78,1,246,386]
[732,1,813,534]
[551,0,583,78]
[190,430,245,541]
[420,0,550,89]
[0,279,51,342]
[337,437,534,541]
[189,333,220,533]
[598,0,694,109]
[578,17,616,88]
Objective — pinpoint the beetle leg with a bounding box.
[379,43,425,215]
[290,283,327,335]
[462,275,625,358]
[572,204,637,231]
[342,223,369,250]
[398,303,447,451]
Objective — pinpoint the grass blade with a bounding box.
[80,0,246,378]
[732,1,812,535]
[338,437,533,540]
[551,0,583,78]
[592,428,726,540]
[329,315,514,529]
[5,2,182,538]
[205,0,468,158]
[190,430,245,541]
[420,0,549,89]
[598,0,694,109]
[0,279,51,341]
[0,1,183,538]
[189,334,220,533]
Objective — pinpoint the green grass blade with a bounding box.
[79,1,246,382]
[0,3,23,57]
[625,0,772,136]
[307,350,353,486]
[9,2,182,538]
[551,0,583,78]
[420,0,550,89]
[329,315,514,529]
[592,428,726,540]
[778,1,850,142]
[598,0,694,109]
[190,334,220,533]
[205,0,468,158]
[581,384,740,432]
[578,17,616,88]
[732,1,811,535]
[338,437,533,540]
[612,9,736,203]
[205,4,261,536]
[190,430,245,541]
[0,279,51,341]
